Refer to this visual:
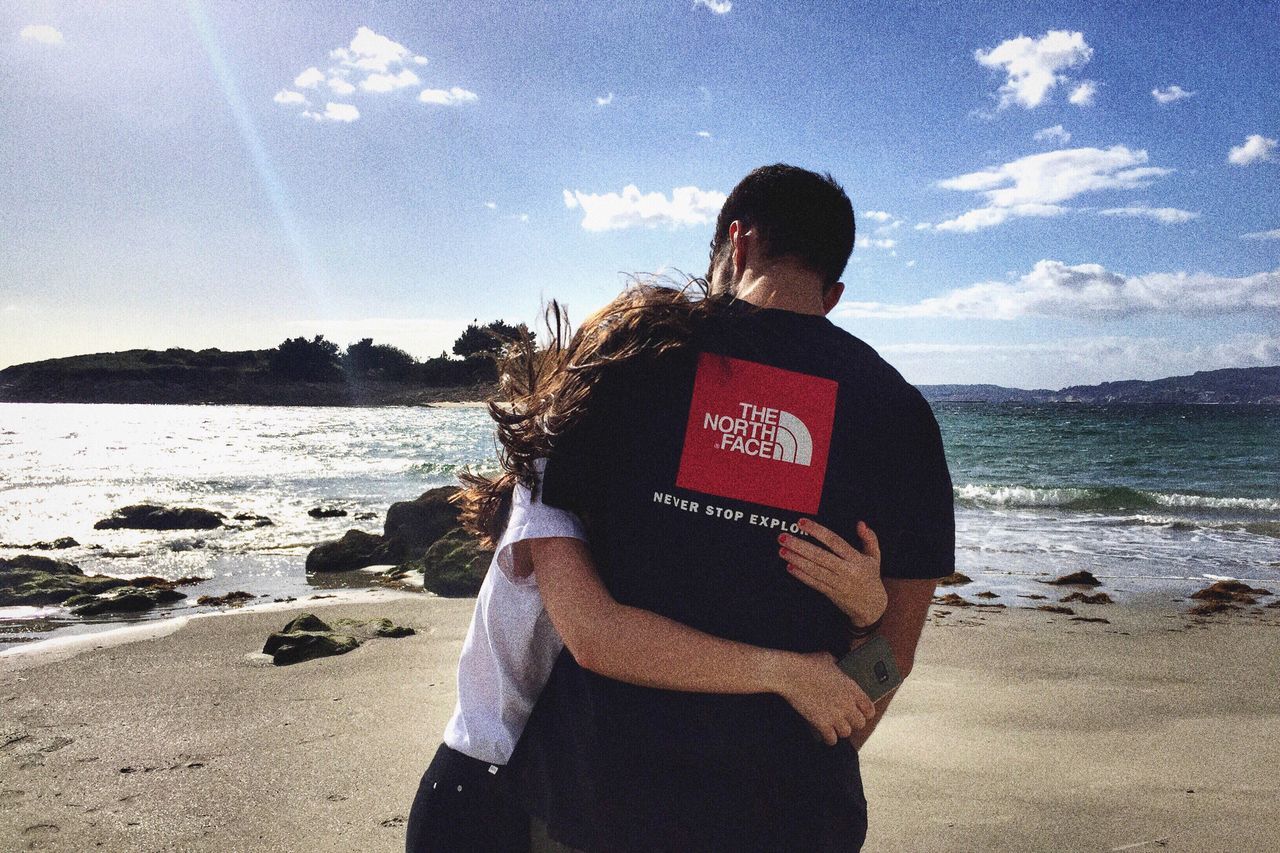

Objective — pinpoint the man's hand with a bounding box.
[778,519,887,629]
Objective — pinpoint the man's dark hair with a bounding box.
[709,164,856,289]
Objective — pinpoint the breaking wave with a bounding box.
[954,483,1280,515]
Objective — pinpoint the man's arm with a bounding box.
[849,577,936,750]
[527,535,877,743]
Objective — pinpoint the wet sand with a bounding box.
[2,593,1279,852]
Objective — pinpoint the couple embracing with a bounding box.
[406,164,955,852]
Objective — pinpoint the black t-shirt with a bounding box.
[508,297,955,852]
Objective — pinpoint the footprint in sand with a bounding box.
[1,729,31,750]
[38,736,73,753]
[21,823,61,851]
[0,788,27,805]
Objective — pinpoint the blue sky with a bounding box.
[2,0,1277,387]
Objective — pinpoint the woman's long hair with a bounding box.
[454,273,734,548]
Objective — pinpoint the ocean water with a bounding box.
[2,401,1277,649]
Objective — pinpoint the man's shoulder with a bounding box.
[821,324,928,409]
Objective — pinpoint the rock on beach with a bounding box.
[305,486,494,597]
[94,503,226,530]
[261,612,414,665]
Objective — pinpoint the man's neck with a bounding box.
[732,271,827,316]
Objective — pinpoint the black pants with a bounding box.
[405,743,531,853]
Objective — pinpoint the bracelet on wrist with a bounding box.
[849,613,884,639]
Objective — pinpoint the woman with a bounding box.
[405,278,886,852]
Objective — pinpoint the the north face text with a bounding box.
[702,403,813,465]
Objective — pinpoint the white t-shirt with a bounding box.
[442,458,585,766]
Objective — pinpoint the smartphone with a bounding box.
[836,634,902,703]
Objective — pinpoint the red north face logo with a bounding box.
[675,353,837,514]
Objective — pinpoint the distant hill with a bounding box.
[918,366,1280,405]
[2,346,1278,406]
[0,346,499,406]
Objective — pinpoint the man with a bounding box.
[509,164,955,851]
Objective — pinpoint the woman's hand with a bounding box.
[769,650,876,746]
[778,519,887,629]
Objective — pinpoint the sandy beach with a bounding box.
[2,593,1278,852]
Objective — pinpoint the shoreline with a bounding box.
[2,595,1278,851]
[4,560,1276,654]
[0,588,424,668]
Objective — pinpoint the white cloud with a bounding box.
[905,260,917,268]
[862,210,894,222]
[484,201,498,210]
[935,145,1171,232]
[419,87,478,105]
[1098,205,1199,224]
[361,68,420,93]
[935,204,1066,233]
[19,24,63,45]
[303,102,360,123]
[294,67,325,89]
[696,130,712,138]
[1033,124,1071,145]
[563,184,727,232]
[281,28,471,122]
[1228,134,1277,166]
[273,90,307,106]
[914,222,932,231]
[857,237,897,250]
[330,26,415,73]
[1152,84,1194,104]
[878,333,1280,388]
[694,0,733,13]
[328,76,356,96]
[596,92,614,106]
[833,260,1280,320]
[1068,81,1097,106]
[1242,228,1280,240]
[974,30,1092,109]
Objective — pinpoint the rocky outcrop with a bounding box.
[1041,570,1102,587]
[94,504,225,530]
[1187,580,1274,616]
[305,486,467,574]
[0,554,200,612]
[383,487,463,561]
[0,537,79,550]
[1061,591,1113,604]
[936,572,972,587]
[261,612,414,665]
[1190,580,1272,603]
[308,506,348,519]
[196,590,256,607]
[406,528,493,597]
[69,587,186,616]
[305,529,397,573]
[1,554,130,606]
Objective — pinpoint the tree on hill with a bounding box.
[341,338,417,381]
[268,335,341,381]
[452,320,533,359]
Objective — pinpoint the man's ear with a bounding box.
[822,281,845,315]
[729,221,749,279]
